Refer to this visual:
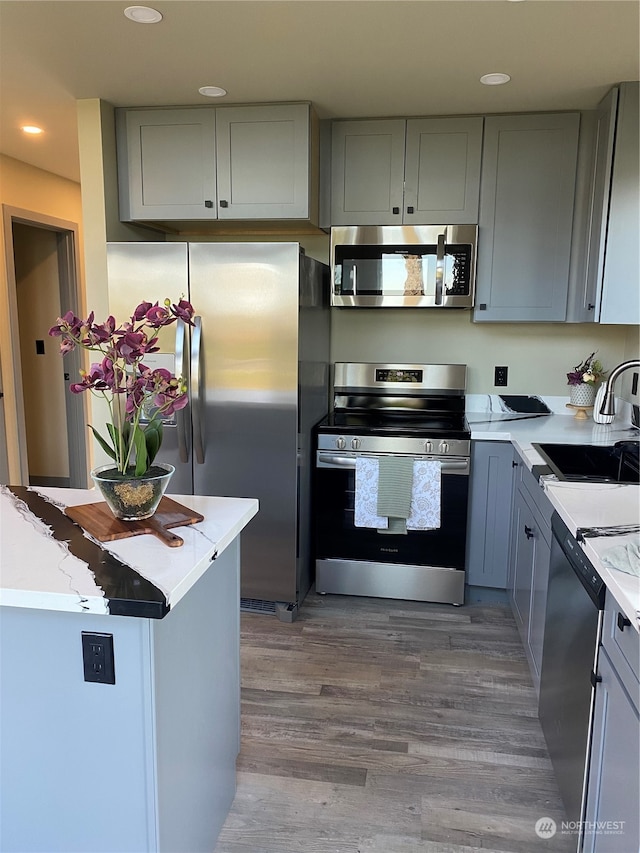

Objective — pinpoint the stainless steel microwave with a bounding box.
[331,225,478,308]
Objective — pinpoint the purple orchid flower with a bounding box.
[145,304,172,327]
[132,301,153,321]
[53,296,194,475]
[171,299,196,326]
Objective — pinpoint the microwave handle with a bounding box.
[435,234,446,305]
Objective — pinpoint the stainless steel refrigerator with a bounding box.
[106,242,330,619]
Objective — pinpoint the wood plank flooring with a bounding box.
[214,593,576,853]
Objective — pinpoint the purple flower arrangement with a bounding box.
[566,351,606,387]
[50,299,195,476]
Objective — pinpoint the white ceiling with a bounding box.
[1,0,639,184]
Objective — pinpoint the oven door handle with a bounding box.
[316,453,469,473]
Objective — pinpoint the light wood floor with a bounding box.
[214,592,575,853]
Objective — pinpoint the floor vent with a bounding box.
[240,598,277,615]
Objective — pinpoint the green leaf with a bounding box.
[144,421,163,466]
[88,425,116,461]
[132,426,148,476]
[105,422,121,450]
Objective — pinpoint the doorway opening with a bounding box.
[2,206,87,488]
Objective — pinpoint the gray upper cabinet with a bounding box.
[117,103,317,223]
[599,82,639,324]
[117,108,218,221]
[567,89,618,322]
[474,112,580,322]
[404,118,483,224]
[215,104,315,221]
[330,117,483,226]
[330,119,406,226]
[568,83,639,325]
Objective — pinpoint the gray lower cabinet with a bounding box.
[583,595,640,853]
[508,462,552,694]
[466,441,515,589]
[474,112,580,322]
[330,116,483,226]
[116,103,317,223]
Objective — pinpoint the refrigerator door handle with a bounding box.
[191,315,205,464]
[175,319,190,463]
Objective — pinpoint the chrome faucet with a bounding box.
[599,359,640,416]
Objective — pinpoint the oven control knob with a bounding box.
[336,436,346,450]
[424,440,433,453]
[351,438,361,450]
[439,441,449,454]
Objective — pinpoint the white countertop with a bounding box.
[0,485,259,618]
[467,403,640,632]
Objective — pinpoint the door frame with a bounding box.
[2,205,88,487]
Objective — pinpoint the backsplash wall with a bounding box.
[330,309,638,399]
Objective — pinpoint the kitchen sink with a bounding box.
[533,441,640,485]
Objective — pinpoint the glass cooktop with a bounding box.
[316,410,470,439]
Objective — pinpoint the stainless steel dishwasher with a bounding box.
[539,513,606,847]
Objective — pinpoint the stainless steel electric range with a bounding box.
[313,363,470,605]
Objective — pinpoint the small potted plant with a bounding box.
[49,298,195,520]
[566,351,607,408]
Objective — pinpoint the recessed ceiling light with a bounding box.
[198,86,227,98]
[480,73,512,86]
[21,125,43,135]
[124,6,163,24]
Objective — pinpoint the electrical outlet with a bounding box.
[494,366,508,387]
[81,632,115,684]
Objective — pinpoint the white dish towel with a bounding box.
[600,541,640,577]
[354,457,441,530]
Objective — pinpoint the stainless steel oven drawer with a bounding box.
[316,558,465,605]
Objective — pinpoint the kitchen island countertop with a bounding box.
[0,484,259,618]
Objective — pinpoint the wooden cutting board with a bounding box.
[65,496,204,548]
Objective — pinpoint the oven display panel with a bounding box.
[375,369,423,383]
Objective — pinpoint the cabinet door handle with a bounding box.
[392,206,400,215]
[406,206,414,214]
[204,200,214,208]
[587,303,595,311]
[617,612,632,632]
[590,670,602,687]
[524,525,534,540]
[219,199,229,208]
[512,460,519,468]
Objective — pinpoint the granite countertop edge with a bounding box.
[0,487,259,619]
